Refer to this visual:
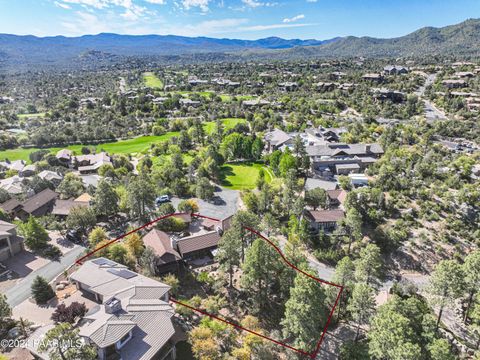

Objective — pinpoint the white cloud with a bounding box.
[306,0,318,2]
[182,0,210,12]
[61,11,110,34]
[241,22,315,31]
[164,18,248,36]
[144,0,165,4]
[242,0,276,8]
[61,0,109,8]
[54,1,72,9]
[283,14,304,23]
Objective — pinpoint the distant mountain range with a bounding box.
[1,18,480,71]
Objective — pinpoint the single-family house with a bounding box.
[264,129,293,152]
[362,73,384,82]
[304,178,338,191]
[70,258,176,360]
[56,149,73,166]
[307,143,384,175]
[173,215,232,266]
[383,65,408,75]
[16,188,59,220]
[304,209,345,232]
[0,175,24,195]
[0,220,24,262]
[75,153,112,174]
[326,189,348,209]
[142,229,182,274]
[37,170,63,186]
[442,79,467,89]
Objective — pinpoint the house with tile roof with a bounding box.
[307,142,384,176]
[70,258,176,360]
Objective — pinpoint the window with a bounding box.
[116,331,132,349]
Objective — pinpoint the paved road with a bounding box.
[5,246,85,307]
[171,187,239,219]
[415,72,448,122]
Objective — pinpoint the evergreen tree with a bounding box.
[354,244,382,286]
[428,259,465,329]
[39,323,96,360]
[347,283,376,341]
[216,228,242,287]
[127,175,155,221]
[93,179,119,217]
[281,266,328,352]
[19,216,50,251]
[31,276,55,304]
[463,251,480,322]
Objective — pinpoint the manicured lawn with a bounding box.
[0,132,179,162]
[143,72,164,89]
[17,112,46,119]
[203,118,247,135]
[220,162,272,190]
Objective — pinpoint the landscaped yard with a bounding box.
[0,132,179,162]
[203,118,247,135]
[143,72,164,89]
[220,162,272,190]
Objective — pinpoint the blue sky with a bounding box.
[0,0,479,39]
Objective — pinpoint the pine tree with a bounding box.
[216,228,242,287]
[31,276,55,304]
[281,266,328,352]
[93,179,119,217]
[347,283,376,341]
[428,260,465,329]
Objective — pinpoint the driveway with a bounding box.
[5,245,86,307]
[171,187,239,220]
[12,288,97,326]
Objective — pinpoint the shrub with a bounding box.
[51,302,87,323]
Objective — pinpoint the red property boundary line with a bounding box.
[75,212,344,359]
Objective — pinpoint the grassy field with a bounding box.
[17,113,46,119]
[0,132,179,162]
[143,72,164,89]
[220,162,272,190]
[203,118,247,135]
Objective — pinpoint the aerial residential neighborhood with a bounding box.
[0,1,479,360]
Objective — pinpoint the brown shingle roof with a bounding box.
[21,189,58,214]
[0,198,22,213]
[306,209,345,223]
[326,189,348,204]
[52,199,89,216]
[176,231,220,255]
[143,228,181,262]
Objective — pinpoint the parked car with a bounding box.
[66,229,82,243]
[155,195,170,205]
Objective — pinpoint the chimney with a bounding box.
[104,297,122,314]
[366,144,371,153]
[171,236,178,251]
